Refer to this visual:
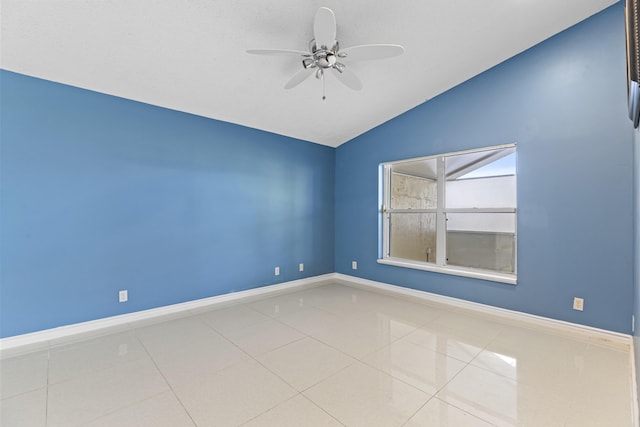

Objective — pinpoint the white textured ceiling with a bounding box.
[1,0,618,147]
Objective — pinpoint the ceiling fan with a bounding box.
[247,7,404,97]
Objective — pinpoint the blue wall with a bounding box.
[335,4,634,333]
[1,4,636,339]
[0,71,335,338]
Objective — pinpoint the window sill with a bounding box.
[377,257,517,285]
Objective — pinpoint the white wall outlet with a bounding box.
[352,261,358,270]
[299,263,304,272]
[119,290,128,303]
[274,266,280,276]
[573,297,584,311]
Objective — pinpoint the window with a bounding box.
[379,144,517,284]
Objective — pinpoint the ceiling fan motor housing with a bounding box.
[303,40,344,78]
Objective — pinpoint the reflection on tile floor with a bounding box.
[0,283,634,426]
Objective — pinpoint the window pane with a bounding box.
[446,175,516,209]
[444,148,515,179]
[389,213,437,263]
[446,212,515,233]
[381,144,517,280]
[390,171,437,210]
[461,152,516,179]
[446,213,515,273]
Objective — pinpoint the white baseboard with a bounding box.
[334,273,632,346]
[0,274,334,358]
[2,272,632,358]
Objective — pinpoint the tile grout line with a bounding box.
[297,393,348,427]
[235,394,300,426]
[259,285,478,413]
[186,308,312,425]
[75,389,183,427]
[216,302,352,425]
[198,304,312,358]
[131,331,199,427]
[430,322,598,426]
[192,305,310,363]
[219,322,340,424]
[426,328,508,427]
[382,322,507,425]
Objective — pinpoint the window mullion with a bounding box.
[436,156,446,266]
[383,165,391,258]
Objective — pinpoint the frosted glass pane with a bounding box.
[389,213,437,263]
[390,172,437,209]
[446,231,515,273]
[446,212,515,274]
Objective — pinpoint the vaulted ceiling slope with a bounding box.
[1,1,618,147]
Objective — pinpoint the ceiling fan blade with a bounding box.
[339,44,404,61]
[333,67,363,91]
[313,7,336,50]
[284,68,314,89]
[247,49,309,56]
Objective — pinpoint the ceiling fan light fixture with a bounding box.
[247,7,403,93]
[317,55,330,68]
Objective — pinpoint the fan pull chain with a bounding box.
[322,77,326,101]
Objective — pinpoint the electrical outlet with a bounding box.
[573,297,584,311]
[352,261,358,270]
[299,263,304,272]
[275,266,280,276]
[119,290,128,303]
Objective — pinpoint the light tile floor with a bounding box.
[0,282,635,426]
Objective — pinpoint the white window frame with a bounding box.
[378,144,517,285]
